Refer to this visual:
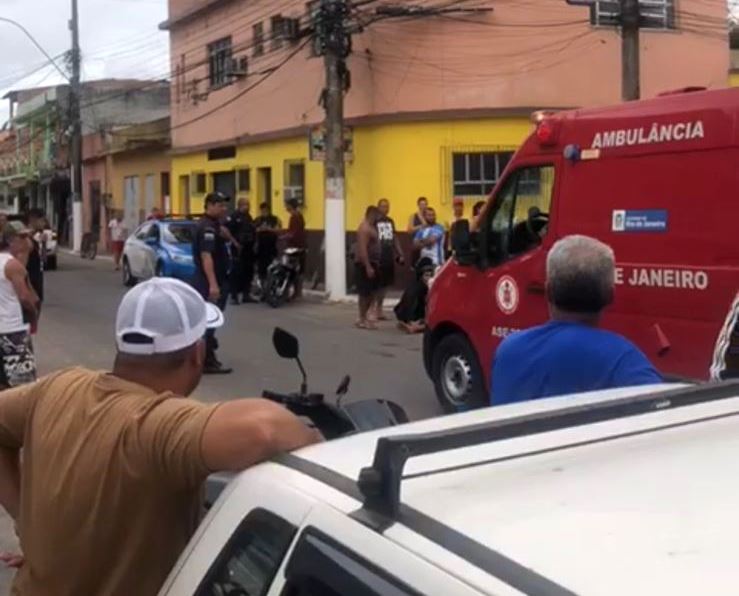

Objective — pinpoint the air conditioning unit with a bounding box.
[228,57,248,79]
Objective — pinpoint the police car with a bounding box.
[159,379,739,595]
[122,219,196,286]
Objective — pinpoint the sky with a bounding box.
[0,0,169,125]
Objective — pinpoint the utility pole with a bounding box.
[70,0,83,252]
[318,0,350,300]
[313,1,490,297]
[621,0,641,101]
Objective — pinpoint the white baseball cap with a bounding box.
[116,277,224,355]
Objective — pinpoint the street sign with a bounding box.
[309,125,354,162]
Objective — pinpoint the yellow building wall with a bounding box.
[171,116,533,231]
[730,72,739,88]
[110,149,171,213]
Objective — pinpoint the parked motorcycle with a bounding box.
[263,248,304,308]
[206,328,409,507]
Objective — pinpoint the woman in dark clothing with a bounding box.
[394,257,435,334]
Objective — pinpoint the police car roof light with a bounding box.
[356,380,739,520]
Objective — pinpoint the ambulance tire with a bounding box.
[431,333,487,413]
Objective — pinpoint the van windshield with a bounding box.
[486,165,555,262]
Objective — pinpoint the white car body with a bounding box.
[159,381,739,596]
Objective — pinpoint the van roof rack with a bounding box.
[357,381,739,520]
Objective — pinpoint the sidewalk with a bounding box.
[60,249,400,306]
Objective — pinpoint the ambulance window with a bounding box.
[486,165,554,263]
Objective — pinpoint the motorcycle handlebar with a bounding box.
[262,389,353,440]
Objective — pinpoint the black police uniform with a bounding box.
[193,214,230,367]
[227,211,256,303]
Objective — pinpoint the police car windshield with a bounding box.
[162,223,194,244]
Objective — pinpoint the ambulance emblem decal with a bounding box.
[496,276,519,315]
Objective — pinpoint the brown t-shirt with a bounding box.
[0,367,220,596]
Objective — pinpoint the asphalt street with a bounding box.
[0,253,441,592]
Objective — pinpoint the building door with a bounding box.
[258,167,272,209]
[179,175,190,215]
[161,172,171,213]
[123,176,140,234]
[144,174,156,216]
[212,171,236,202]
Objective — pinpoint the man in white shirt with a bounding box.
[0,222,39,389]
[108,213,128,271]
[413,207,446,268]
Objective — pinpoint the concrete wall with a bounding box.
[80,86,170,135]
[172,115,533,231]
[167,0,729,152]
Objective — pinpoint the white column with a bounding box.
[324,177,346,300]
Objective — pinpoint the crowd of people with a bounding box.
[354,196,483,332]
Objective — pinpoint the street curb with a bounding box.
[60,248,114,262]
[304,289,400,307]
[60,251,401,307]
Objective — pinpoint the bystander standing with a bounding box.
[0,222,38,389]
[375,198,404,321]
[193,193,232,374]
[26,210,45,305]
[254,203,281,291]
[284,199,307,299]
[413,207,445,269]
[491,235,663,406]
[355,206,381,330]
[227,199,256,304]
[108,211,127,271]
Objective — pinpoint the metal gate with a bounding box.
[144,174,156,215]
[123,176,140,233]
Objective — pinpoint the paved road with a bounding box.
[0,253,441,592]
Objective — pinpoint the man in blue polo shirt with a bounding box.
[491,235,662,406]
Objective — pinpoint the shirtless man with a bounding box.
[355,206,381,330]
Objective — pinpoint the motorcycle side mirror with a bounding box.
[273,328,299,360]
[273,327,308,396]
[336,375,351,397]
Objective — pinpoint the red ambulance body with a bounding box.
[424,88,739,411]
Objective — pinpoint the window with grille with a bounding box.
[284,160,305,205]
[271,15,286,50]
[237,169,251,193]
[452,152,514,197]
[590,0,675,29]
[253,23,264,57]
[208,37,233,88]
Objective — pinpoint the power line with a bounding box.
[0,17,70,81]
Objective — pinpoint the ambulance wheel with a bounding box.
[431,333,487,413]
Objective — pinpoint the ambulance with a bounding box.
[424,87,739,412]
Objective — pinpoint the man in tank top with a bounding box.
[0,222,39,389]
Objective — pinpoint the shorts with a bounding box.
[0,331,37,389]
[378,261,395,289]
[355,263,380,298]
[111,240,124,255]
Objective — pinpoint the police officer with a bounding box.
[193,192,232,374]
[227,198,256,304]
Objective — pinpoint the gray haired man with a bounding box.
[491,235,662,405]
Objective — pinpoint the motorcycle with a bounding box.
[263,248,304,308]
[205,328,409,507]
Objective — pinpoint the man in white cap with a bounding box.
[0,277,320,596]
